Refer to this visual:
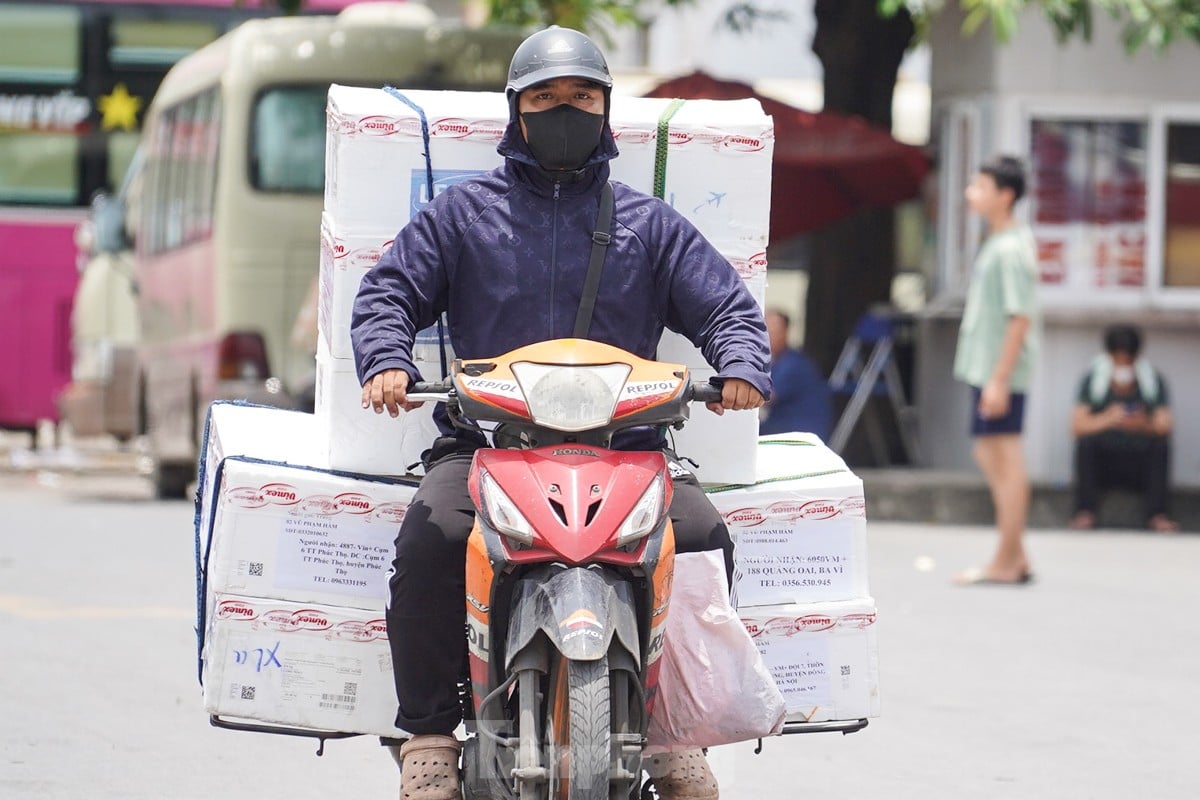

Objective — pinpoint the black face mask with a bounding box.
[520,104,604,172]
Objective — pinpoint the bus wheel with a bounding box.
[154,460,195,500]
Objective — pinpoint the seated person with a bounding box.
[1068,325,1178,532]
[759,309,833,441]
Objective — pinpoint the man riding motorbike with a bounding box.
[351,27,771,800]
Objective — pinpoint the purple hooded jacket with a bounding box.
[351,105,771,449]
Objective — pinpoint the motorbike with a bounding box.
[406,337,723,800]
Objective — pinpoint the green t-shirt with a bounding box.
[1075,368,1169,451]
[954,226,1040,391]
[1076,369,1169,412]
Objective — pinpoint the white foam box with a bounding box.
[318,217,392,360]
[197,403,418,611]
[317,215,458,365]
[198,402,328,557]
[325,86,506,231]
[741,598,880,723]
[202,594,408,737]
[656,249,768,371]
[314,339,442,476]
[607,96,774,252]
[755,431,851,477]
[324,87,773,247]
[668,367,758,486]
[707,436,869,607]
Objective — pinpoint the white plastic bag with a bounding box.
[646,551,786,750]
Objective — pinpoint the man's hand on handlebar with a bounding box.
[361,369,424,417]
[707,378,764,416]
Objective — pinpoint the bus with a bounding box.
[135,3,521,495]
[0,0,375,434]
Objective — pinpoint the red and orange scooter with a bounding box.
[408,338,720,800]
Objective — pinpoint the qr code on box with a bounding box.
[248,562,264,577]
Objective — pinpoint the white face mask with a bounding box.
[1112,365,1136,386]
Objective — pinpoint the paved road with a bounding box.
[1,472,1196,799]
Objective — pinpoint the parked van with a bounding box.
[134,3,520,496]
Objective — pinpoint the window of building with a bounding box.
[1028,118,1149,291]
[1163,122,1200,289]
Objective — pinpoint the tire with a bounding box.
[154,461,194,500]
[547,656,611,800]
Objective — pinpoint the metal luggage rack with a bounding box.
[773,717,867,742]
[210,715,361,756]
[211,714,868,758]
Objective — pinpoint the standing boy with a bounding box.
[952,155,1039,585]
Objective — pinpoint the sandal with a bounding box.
[1068,511,1096,530]
[1148,514,1181,534]
[646,749,719,800]
[953,566,1034,586]
[399,735,462,800]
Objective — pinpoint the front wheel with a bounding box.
[547,656,611,800]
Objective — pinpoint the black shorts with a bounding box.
[970,386,1026,437]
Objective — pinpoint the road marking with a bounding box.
[0,594,191,620]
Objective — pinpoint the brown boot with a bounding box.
[398,735,462,800]
[646,749,719,800]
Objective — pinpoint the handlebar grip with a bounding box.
[689,381,724,404]
[408,379,453,400]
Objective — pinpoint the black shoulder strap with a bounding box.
[573,181,614,338]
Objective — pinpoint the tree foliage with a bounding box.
[483,0,786,36]
[879,0,1200,51]
[484,0,687,32]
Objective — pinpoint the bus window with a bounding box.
[0,132,78,204]
[251,86,327,193]
[109,18,220,68]
[0,4,83,203]
[143,88,223,252]
[185,89,220,239]
[195,91,221,238]
[164,105,187,250]
[0,4,81,85]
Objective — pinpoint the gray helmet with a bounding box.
[506,27,613,96]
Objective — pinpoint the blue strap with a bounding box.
[384,85,450,379]
[383,86,434,210]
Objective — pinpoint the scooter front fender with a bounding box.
[505,566,641,667]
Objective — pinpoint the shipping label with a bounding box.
[275,515,394,600]
[728,514,861,603]
[751,635,834,717]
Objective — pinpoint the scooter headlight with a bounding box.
[616,474,666,547]
[479,471,535,547]
[510,362,631,432]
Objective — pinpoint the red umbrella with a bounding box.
[643,71,929,238]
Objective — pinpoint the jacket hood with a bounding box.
[497,101,620,174]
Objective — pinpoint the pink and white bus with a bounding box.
[0,0,367,433]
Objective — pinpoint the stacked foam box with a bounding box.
[706,433,880,724]
[321,85,774,483]
[195,401,417,737]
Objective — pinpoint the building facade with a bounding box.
[921,7,1200,485]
